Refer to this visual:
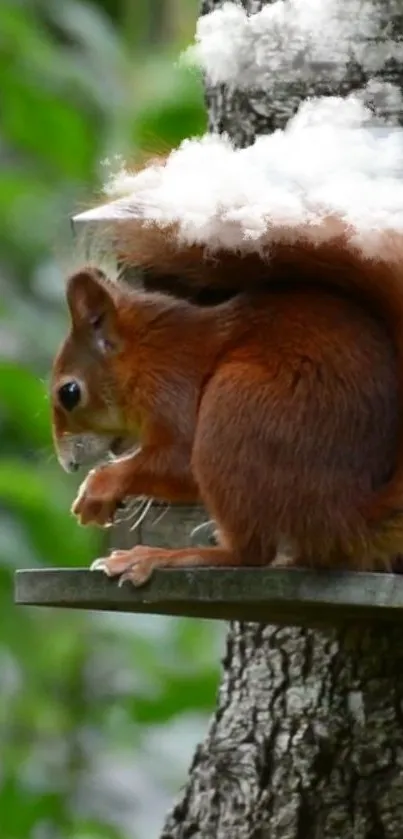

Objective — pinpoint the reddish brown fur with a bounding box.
[116,221,403,537]
[51,224,403,575]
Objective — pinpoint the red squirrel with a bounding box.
[50,216,403,586]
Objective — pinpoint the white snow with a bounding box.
[74,94,403,257]
[183,0,403,89]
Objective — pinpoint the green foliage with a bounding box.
[0,2,220,837]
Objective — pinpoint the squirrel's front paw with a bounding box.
[72,465,125,527]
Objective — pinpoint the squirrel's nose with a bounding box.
[57,380,82,412]
[56,452,80,474]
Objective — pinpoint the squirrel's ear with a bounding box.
[66,269,121,354]
[66,269,115,322]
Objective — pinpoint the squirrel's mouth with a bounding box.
[109,436,138,457]
[109,436,126,456]
[55,433,139,473]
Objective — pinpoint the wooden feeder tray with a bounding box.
[13,567,403,628]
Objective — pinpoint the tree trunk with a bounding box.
[160,1,403,837]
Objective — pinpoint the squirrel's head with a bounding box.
[51,266,140,473]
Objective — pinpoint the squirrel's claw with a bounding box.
[90,557,114,575]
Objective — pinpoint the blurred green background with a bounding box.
[0,2,225,837]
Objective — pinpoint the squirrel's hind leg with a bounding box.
[90,544,242,587]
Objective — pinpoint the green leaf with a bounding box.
[0,459,99,566]
[0,361,51,448]
[0,68,94,179]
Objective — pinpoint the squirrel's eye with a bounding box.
[57,380,82,412]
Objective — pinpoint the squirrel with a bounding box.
[50,212,403,587]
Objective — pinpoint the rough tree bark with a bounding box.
[160,2,403,838]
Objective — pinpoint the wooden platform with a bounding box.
[14,568,403,628]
